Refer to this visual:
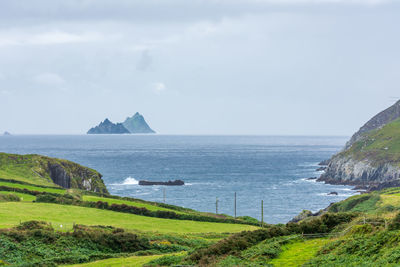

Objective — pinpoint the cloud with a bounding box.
[152,82,167,95]
[0,90,11,96]
[136,50,153,71]
[33,72,66,86]
[0,31,104,47]
[0,0,393,26]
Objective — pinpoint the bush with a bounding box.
[0,193,20,202]
[144,254,186,266]
[389,212,400,230]
[0,221,152,266]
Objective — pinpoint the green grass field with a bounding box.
[64,253,184,267]
[0,180,65,194]
[269,238,329,267]
[82,195,184,214]
[0,191,36,202]
[0,202,257,233]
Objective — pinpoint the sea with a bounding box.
[0,135,357,224]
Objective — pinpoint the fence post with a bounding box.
[163,188,166,203]
[385,219,387,229]
[261,200,264,228]
[216,197,218,214]
[234,192,237,219]
[363,217,366,224]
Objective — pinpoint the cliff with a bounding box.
[319,101,400,190]
[345,100,400,149]
[123,112,155,134]
[87,119,130,134]
[0,152,109,194]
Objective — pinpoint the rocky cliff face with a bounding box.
[318,155,400,189]
[46,159,108,193]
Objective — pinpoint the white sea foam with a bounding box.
[110,177,139,186]
[122,177,139,185]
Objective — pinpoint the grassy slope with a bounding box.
[0,153,67,186]
[342,117,400,166]
[0,202,257,233]
[328,187,400,217]
[269,238,329,267]
[0,191,36,202]
[0,180,66,194]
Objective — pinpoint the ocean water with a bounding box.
[0,135,356,224]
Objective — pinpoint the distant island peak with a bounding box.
[87,113,155,134]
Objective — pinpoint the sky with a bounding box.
[0,0,399,135]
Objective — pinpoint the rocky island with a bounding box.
[123,112,155,133]
[87,119,130,134]
[87,113,155,134]
[318,100,400,190]
[138,179,185,186]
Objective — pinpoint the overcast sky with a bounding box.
[0,0,399,135]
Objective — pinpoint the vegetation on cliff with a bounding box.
[343,118,400,166]
[0,152,108,194]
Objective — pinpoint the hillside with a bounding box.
[3,153,400,266]
[0,152,259,266]
[319,101,400,190]
[0,152,108,194]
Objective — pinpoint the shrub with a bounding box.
[0,193,20,202]
[144,254,186,266]
[389,212,400,230]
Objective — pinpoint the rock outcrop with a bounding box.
[138,180,184,186]
[123,112,155,134]
[87,119,130,134]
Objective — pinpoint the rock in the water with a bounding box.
[123,112,155,134]
[139,180,184,186]
[87,119,130,134]
[328,192,338,195]
[306,177,317,180]
[316,166,327,171]
[3,131,11,136]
